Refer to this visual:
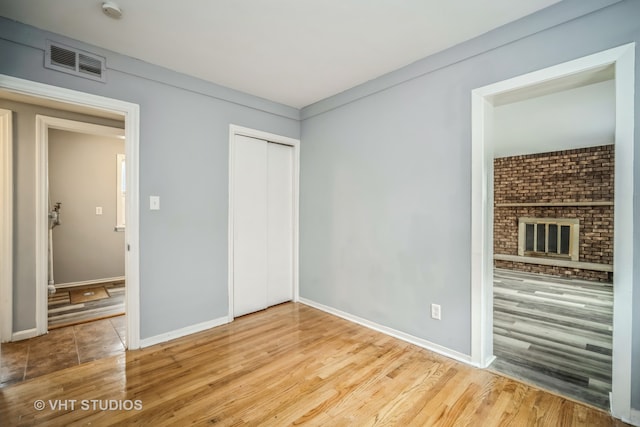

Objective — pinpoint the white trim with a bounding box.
[300,298,478,367]
[11,328,38,342]
[35,116,124,138]
[116,153,126,230]
[140,316,230,348]
[629,409,640,427]
[53,276,126,290]
[471,43,635,420]
[0,109,12,343]
[228,124,300,321]
[470,92,494,368]
[610,41,635,422]
[0,73,141,350]
[35,115,48,336]
[293,136,300,304]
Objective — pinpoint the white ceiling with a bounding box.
[0,0,560,108]
[493,77,615,158]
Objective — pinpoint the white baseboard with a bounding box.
[54,276,125,290]
[482,355,497,369]
[299,298,473,366]
[12,328,38,341]
[140,316,230,348]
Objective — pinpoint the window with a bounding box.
[518,217,579,261]
[116,153,125,231]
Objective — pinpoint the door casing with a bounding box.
[470,43,635,421]
[228,124,300,320]
[0,108,12,343]
[0,74,141,349]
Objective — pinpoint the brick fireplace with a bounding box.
[493,145,614,283]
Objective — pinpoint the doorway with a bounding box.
[44,119,126,329]
[489,69,616,409]
[471,44,635,420]
[0,74,140,351]
[228,125,300,320]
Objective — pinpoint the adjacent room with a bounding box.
[47,126,126,330]
[488,71,616,409]
[0,94,127,384]
[0,0,638,425]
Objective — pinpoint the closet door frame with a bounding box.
[228,124,300,320]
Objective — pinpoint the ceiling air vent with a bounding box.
[45,41,106,82]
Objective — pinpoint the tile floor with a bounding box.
[0,315,126,387]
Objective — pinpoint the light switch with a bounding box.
[96,206,103,215]
[150,196,160,210]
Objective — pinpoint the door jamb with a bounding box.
[0,74,141,349]
[0,109,12,343]
[228,124,300,321]
[470,43,635,421]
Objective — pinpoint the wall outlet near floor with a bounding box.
[431,303,441,320]
[95,206,103,215]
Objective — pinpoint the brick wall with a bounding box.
[493,145,614,283]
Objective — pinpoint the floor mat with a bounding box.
[69,286,110,304]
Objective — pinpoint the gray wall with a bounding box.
[0,98,124,331]
[0,18,299,338]
[299,0,640,411]
[49,129,125,284]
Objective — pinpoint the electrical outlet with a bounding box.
[431,303,441,320]
[95,206,103,215]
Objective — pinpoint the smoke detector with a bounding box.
[102,2,122,19]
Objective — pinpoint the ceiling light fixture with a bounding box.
[101,2,122,19]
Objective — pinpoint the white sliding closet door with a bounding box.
[267,143,293,306]
[233,135,294,317]
[233,135,268,317]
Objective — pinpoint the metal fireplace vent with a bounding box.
[45,41,106,82]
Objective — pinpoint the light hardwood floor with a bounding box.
[0,303,628,426]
